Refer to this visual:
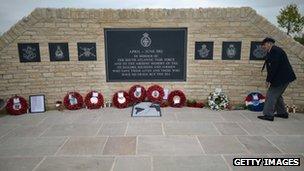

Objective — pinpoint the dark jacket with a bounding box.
[264,45,296,87]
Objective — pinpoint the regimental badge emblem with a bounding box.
[173,96,181,104]
[77,43,97,61]
[140,33,152,47]
[253,45,266,59]
[49,43,69,61]
[22,46,36,60]
[152,90,160,98]
[195,42,213,60]
[134,87,142,98]
[118,92,126,104]
[55,46,64,59]
[18,43,41,62]
[252,94,260,106]
[226,44,236,58]
[69,94,78,105]
[13,97,21,110]
[90,92,99,104]
[198,44,210,58]
[79,47,96,58]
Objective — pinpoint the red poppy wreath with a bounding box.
[128,85,146,104]
[85,91,104,109]
[6,95,28,115]
[63,92,84,110]
[147,85,164,103]
[112,91,130,109]
[168,90,186,107]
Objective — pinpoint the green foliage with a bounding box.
[234,104,247,110]
[277,4,304,35]
[294,35,304,45]
[186,99,196,105]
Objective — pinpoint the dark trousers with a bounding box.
[263,83,289,116]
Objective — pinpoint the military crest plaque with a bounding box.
[222,41,242,60]
[195,42,213,60]
[250,41,267,60]
[49,43,69,61]
[18,43,41,62]
[77,42,97,61]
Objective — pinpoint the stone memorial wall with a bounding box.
[0,7,303,109]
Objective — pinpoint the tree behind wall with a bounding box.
[277,4,304,36]
[294,34,304,45]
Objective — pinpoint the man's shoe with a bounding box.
[274,113,289,119]
[257,115,274,121]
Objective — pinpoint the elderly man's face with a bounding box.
[262,42,271,51]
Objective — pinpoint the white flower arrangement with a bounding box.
[207,88,229,111]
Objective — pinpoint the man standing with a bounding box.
[258,37,296,121]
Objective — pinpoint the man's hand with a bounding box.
[265,82,270,88]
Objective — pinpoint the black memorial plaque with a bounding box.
[250,41,267,60]
[195,41,213,60]
[222,41,242,60]
[49,43,69,61]
[18,43,41,62]
[104,28,187,82]
[77,42,97,61]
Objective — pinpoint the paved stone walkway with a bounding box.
[0,108,303,171]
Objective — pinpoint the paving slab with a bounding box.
[198,136,248,154]
[0,124,17,137]
[35,156,114,171]
[103,136,136,155]
[97,122,127,136]
[57,137,108,155]
[265,122,304,135]
[126,123,163,135]
[0,114,46,126]
[219,111,250,122]
[41,123,101,136]
[164,122,219,135]
[213,122,248,135]
[153,155,230,171]
[175,111,224,122]
[238,122,277,135]
[0,157,43,171]
[137,135,203,155]
[113,156,151,171]
[0,137,66,157]
[236,136,281,154]
[265,135,304,153]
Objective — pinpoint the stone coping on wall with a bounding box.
[0,7,303,61]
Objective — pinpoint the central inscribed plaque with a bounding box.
[104,28,187,82]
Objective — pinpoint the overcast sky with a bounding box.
[0,0,303,35]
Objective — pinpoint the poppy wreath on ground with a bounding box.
[245,92,265,112]
[128,85,146,104]
[168,90,186,107]
[208,88,229,111]
[6,95,28,115]
[63,92,84,110]
[146,85,164,103]
[85,91,104,109]
[112,91,130,109]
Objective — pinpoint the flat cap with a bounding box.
[262,37,275,44]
